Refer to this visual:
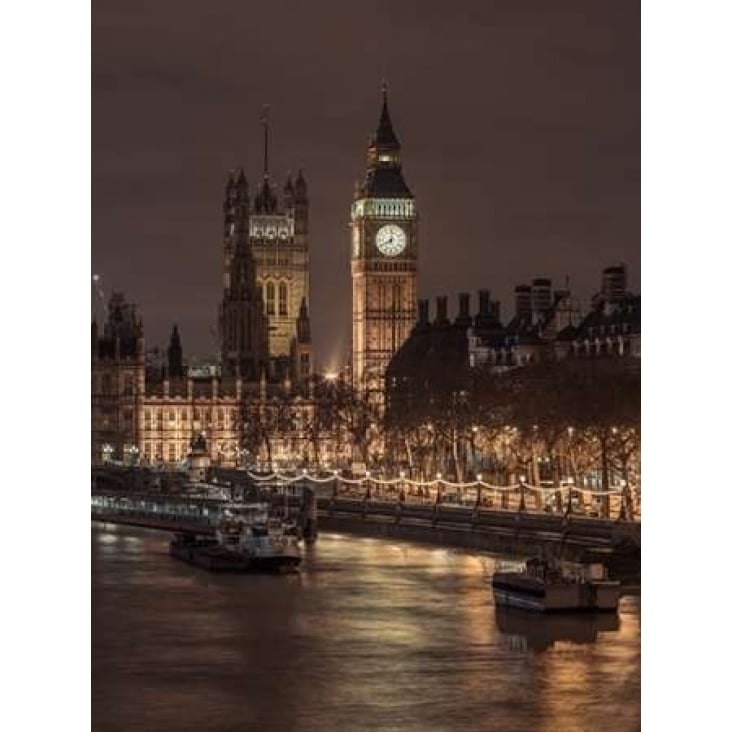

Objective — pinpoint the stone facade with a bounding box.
[219,169,268,380]
[92,296,334,469]
[351,86,418,397]
[249,168,310,375]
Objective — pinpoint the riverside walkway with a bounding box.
[91,467,640,572]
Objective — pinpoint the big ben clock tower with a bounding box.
[351,84,418,397]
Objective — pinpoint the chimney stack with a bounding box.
[531,278,552,314]
[515,285,532,318]
[417,299,430,327]
[601,264,627,302]
[478,290,492,317]
[456,292,471,325]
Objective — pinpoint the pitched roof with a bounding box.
[362,166,413,197]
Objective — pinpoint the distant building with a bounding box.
[92,112,320,468]
[386,266,640,415]
[469,280,581,370]
[555,265,640,359]
[351,84,418,397]
[92,296,334,469]
[219,169,269,380]
[93,299,240,467]
[219,111,312,382]
[91,293,145,465]
[248,113,310,377]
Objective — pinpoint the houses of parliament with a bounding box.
[91,86,640,470]
[91,87,418,467]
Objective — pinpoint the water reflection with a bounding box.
[92,525,640,732]
[495,607,620,653]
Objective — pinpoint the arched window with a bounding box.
[278,283,288,316]
[266,282,275,315]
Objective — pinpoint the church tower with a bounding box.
[351,84,418,396]
[248,108,311,380]
[219,168,268,379]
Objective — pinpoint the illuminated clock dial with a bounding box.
[375,224,406,256]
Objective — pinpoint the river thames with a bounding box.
[92,524,640,731]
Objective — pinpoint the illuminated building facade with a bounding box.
[92,295,335,469]
[247,110,311,379]
[92,300,242,467]
[351,85,418,397]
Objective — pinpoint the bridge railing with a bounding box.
[91,494,222,527]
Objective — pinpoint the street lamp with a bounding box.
[566,475,575,515]
[518,474,527,512]
[618,478,628,520]
[475,473,484,509]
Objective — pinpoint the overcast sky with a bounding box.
[92,0,639,370]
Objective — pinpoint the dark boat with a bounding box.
[491,557,621,613]
[169,503,301,573]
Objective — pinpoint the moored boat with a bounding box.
[169,503,301,573]
[491,557,621,613]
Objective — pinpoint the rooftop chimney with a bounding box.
[456,292,471,326]
[515,285,532,318]
[478,290,492,317]
[531,278,552,315]
[417,299,430,327]
[602,265,627,302]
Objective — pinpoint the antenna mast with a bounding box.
[261,105,270,179]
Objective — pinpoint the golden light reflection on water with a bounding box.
[93,526,640,732]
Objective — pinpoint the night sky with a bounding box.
[92,0,639,371]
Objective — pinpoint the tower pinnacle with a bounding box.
[375,81,399,149]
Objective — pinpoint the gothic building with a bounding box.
[219,168,268,380]
[351,85,418,397]
[91,295,341,469]
[92,111,315,468]
[219,110,312,382]
[92,297,235,466]
[91,293,146,465]
[248,112,311,380]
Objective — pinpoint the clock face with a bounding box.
[375,225,406,257]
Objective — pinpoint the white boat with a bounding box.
[491,557,621,613]
[170,502,301,573]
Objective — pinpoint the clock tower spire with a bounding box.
[351,85,418,401]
